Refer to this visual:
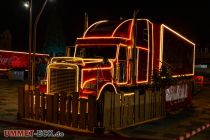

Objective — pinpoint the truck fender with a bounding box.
[97,82,118,100]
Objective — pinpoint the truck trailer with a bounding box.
[46,18,195,112]
[0,50,49,81]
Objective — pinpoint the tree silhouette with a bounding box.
[41,7,66,57]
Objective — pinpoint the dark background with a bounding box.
[0,0,210,52]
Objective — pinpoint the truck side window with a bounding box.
[143,28,148,42]
[118,47,127,83]
[136,21,148,48]
[119,47,126,60]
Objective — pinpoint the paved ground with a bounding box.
[119,85,210,140]
[0,79,22,122]
[0,79,210,139]
[190,127,210,140]
[0,79,135,140]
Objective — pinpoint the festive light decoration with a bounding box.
[46,18,196,102]
[0,49,49,56]
[159,24,195,77]
[47,63,79,94]
[81,60,114,88]
[124,92,135,96]
[97,82,118,100]
[83,20,108,37]
[112,19,133,39]
[82,78,96,88]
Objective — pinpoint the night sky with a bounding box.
[0,0,210,52]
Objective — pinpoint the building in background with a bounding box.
[195,47,210,84]
[0,29,12,50]
[195,47,210,75]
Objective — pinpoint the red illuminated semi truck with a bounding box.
[46,18,195,112]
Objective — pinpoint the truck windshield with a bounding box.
[75,45,117,59]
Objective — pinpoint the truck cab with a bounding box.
[47,19,152,99]
[47,18,195,101]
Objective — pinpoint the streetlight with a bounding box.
[24,0,50,90]
[32,0,49,90]
[23,0,32,91]
[23,2,30,8]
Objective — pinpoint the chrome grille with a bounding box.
[49,66,77,94]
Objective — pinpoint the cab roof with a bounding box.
[83,19,133,39]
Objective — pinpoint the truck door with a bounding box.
[117,46,128,84]
[135,20,150,84]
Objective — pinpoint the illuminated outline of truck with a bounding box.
[46,18,195,111]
